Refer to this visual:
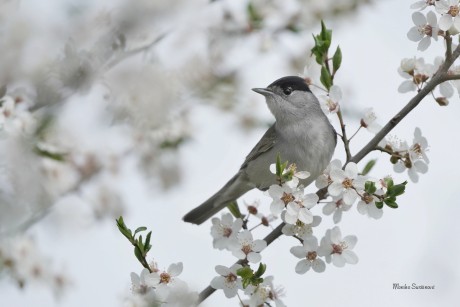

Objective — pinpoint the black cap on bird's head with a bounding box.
[252,76,311,96]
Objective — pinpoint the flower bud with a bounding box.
[435,97,449,106]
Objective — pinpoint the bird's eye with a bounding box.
[283,87,293,95]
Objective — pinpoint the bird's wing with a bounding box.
[240,124,277,169]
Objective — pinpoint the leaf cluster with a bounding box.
[311,21,342,90]
[116,216,153,271]
[236,263,267,289]
[364,178,407,209]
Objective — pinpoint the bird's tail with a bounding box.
[183,173,251,225]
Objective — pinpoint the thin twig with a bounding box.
[104,32,168,71]
[348,126,362,142]
[337,110,352,162]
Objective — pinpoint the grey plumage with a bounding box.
[183,76,337,225]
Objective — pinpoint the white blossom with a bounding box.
[210,264,243,298]
[282,215,321,240]
[266,183,297,216]
[407,11,439,51]
[435,0,460,31]
[283,193,318,225]
[360,108,382,134]
[145,262,184,299]
[210,213,243,250]
[318,227,359,267]
[328,162,365,205]
[244,276,285,307]
[319,85,341,114]
[315,159,342,189]
[290,236,326,274]
[322,197,352,224]
[230,230,266,263]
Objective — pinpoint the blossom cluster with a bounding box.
[405,1,460,100]
[380,127,430,183]
[127,262,198,307]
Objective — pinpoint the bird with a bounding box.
[183,76,337,225]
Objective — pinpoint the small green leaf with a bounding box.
[276,154,282,176]
[134,227,147,236]
[237,267,253,279]
[388,184,406,197]
[34,145,66,161]
[384,177,394,189]
[134,246,144,264]
[320,66,332,90]
[137,235,144,254]
[364,181,377,194]
[145,231,152,253]
[320,20,332,49]
[332,45,342,74]
[247,2,263,27]
[384,198,398,208]
[116,216,133,241]
[361,159,376,176]
[227,201,243,219]
[281,161,289,174]
[254,263,266,277]
[375,201,383,209]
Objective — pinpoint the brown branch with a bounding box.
[337,110,352,161]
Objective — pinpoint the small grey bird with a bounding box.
[183,76,336,225]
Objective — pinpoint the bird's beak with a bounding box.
[252,87,273,96]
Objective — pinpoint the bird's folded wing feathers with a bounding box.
[240,124,277,169]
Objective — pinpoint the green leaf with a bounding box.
[254,263,266,277]
[134,246,144,264]
[384,177,394,189]
[237,267,253,279]
[116,216,133,241]
[134,227,147,236]
[227,201,243,219]
[247,2,263,27]
[361,159,376,176]
[145,231,152,253]
[364,181,377,194]
[320,66,332,90]
[34,145,66,162]
[388,183,406,197]
[320,20,332,49]
[276,154,282,176]
[384,198,398,208]
[137,235,144,254]
[375,201,383,209]
[332,45,342,74]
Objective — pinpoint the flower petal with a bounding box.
[407,27,423,42]
[417,36,431,51]
[290,246,307,258]
[312,259,326,273]
[298,208,313,224]
[439,15,453,31]
[332,254,346,267]
[412,12,426,26]
[295,259,311,274]
[247,252,261,263]
[342,250,359,264]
